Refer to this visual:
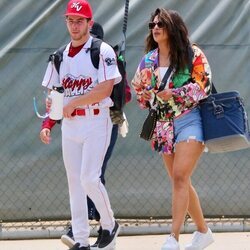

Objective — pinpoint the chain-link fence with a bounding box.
[0,0,250,239]
[1,218,250,240]
[0,97,250,225]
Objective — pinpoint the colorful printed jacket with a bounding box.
[131,44,212,154]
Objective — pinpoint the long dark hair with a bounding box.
[145,8,190,73]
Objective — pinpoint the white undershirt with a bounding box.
[159,66,169,89]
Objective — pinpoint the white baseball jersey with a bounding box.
[42,36,121,109]
[42,36,121,247]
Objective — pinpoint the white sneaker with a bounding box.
[161,235,180,250]
[185,228,214,250]
[61,234,75,248]
[61,226,75,248]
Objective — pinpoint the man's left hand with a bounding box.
[63,103,75,118]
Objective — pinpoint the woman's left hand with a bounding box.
[156,89,172,101]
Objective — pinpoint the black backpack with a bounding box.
[49,38,126,112]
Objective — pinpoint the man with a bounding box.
[61,21,131,249]
[40,0,121,249]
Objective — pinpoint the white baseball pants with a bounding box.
[62,108,115,247]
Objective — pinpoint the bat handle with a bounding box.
[122,0,129,34]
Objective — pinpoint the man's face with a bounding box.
[66,16,91,42]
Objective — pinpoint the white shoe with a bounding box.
[185,228,214,250]
[161,234,180,250]
[61,226,75,248]
[61,234,75,248]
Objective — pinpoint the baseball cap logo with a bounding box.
[65,0,92,18]
[71,2,82,12]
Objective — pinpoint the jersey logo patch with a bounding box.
[105,57,116,66]
[62,75,93,97]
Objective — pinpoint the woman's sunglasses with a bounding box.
[148,21,164,29]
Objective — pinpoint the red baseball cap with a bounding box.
[65,0,93,18]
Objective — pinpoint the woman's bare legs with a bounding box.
[162,140,207,240]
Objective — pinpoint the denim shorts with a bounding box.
[174,107,204,144]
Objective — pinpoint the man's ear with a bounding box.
[89,19,94,29]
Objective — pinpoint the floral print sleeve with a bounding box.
[170,45,212,112]
[131,56,153,109]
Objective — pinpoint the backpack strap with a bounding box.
[49,38,102,73]
[49,44,67,74]
[89,37,102,69]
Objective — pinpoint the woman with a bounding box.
[132,8,214,250]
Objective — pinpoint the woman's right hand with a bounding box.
[141,88,153,102]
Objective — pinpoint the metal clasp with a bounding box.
[212,101,224,117]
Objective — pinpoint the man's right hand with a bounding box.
[40,128,51,144]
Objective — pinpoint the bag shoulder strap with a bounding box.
[158,66,173,92]
[150,66,173,107]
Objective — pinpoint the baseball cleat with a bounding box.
[90,227,102,249]
[67,242,90,250]
[97,221,120,249]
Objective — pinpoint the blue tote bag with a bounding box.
[199,91,250,153]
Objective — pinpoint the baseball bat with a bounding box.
[120,0,130,64]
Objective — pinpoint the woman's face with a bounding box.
[151,16,168,44]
